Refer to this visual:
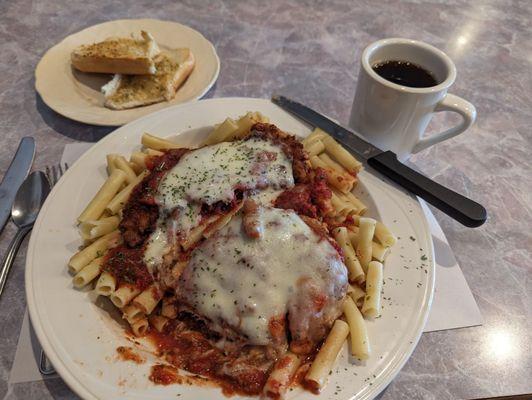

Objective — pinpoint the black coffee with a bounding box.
[372,60,438,88]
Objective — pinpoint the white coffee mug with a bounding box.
[349,38,476,161]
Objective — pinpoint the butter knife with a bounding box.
[272,95,487,227]
[0,137,35,234]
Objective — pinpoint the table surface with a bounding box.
[1,0,530,399]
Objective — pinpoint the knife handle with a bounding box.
[367,151,487,227]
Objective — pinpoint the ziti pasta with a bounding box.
[67,113,396,398]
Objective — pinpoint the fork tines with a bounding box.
[45,163,69,187]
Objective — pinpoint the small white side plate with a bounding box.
[35,19,220,126]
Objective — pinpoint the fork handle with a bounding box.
[0,225,32,298]
[39,349,56,375]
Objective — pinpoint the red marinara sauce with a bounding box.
[146,323,269,396]
[274,167,332,219]
[103,246,153,290]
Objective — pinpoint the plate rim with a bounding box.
[25,97,435,400]
[34,18,221,126]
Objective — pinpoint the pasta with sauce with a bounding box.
[66,113,396,398]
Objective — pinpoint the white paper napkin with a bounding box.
[9,143,482,384]
[420,200,482,331]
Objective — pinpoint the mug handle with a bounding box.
[413,93,477,154]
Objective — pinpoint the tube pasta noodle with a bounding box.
[141,132,181,150]
[374,221,397,247]
[263,352,301,399]
[106,171,148,214]
[361,261,383,318]
[181,224,207,250]
[149,315,170,332]
[203,112,268,145]
[310,155,354,193]
[113,155,137,183]
[302,128,327,146]
[333,227,364,284]
[346,226,360,244]
[123,303,144,324]
[129,149,164,171]
[357,217,376,272]
[320,134,363,173]
[305,319,349,391]
[181,215,219,250]
[106,154,118,175]
[110,285,141,308]
[332,189,360,216]
[319,153,357,192]
[79,216,120,241]
[161,297,177,319]
[131,317,149,337]
[305,139,325,156]
[350,230,390,262]
[225,112,260,141]
[342,296,370,360]
[348,214,360,226]
[348,284,366,307]
[343,191,367,215]
[68,230,121,274]
[95,271,116,296]
[73,257,103,288]
[130,152,148,170]
[132,284,162,314]
[202,117,239,145]
[370,241,389,262]
[318,153,351,178]
[252,111,269,123]
[128,160,143,174]
[330,191,350,216]
[77,169,128,223]
[203,204,243,238]
[145,148,164,156]
[167,262,187,283]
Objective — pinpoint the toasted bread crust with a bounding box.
[71,31,159,75]
[71,54,156,75]
[164,48,195,101]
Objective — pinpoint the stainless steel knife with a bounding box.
[0,137,35,234]
[271,95,487,227]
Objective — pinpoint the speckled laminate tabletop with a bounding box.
[0,1,530,399]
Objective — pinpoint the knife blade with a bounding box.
[0,137,35,234]
[272,95,487,227]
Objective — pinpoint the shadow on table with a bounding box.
[36,93,114,142]
[35,77,218,144]
[375,390,386,399]
[43,377,79,399]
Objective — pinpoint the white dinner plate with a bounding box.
[35,19,220,126]
[26,98,435,400]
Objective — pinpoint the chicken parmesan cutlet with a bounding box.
[102,123,349,396]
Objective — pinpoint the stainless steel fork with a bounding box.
[44,163,68,188]
[38,163,68,376]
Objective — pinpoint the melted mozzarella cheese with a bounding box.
[156,137,293,210]
[177,208,347,345]
[143,218,169,273]
[249,188,285,207]
[143,137,294,268]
